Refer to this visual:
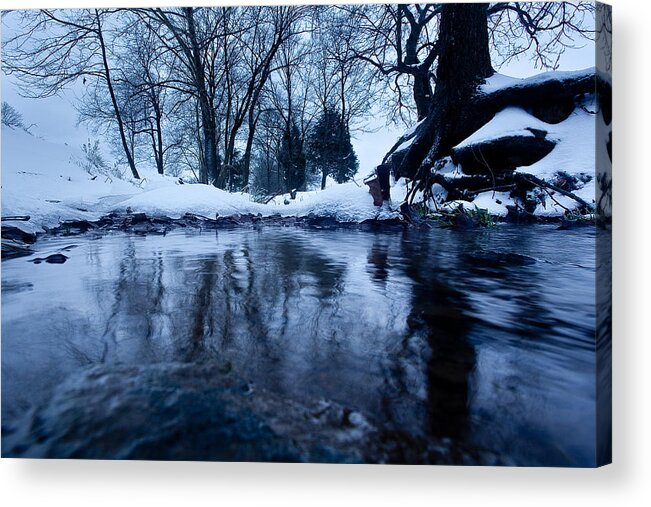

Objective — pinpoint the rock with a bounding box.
[2,362,374,462]
[57,220,95,235]
[450,208,479,229]
[505,204,537,223]
[558,216,595,230]
[150,216,174,225]
[30,253,69,264]
[131,223,166,235]
[130,212,149,224]
[1,239,33,259]
[451,135,556,175]
[454,213,478,229]
[305,216,341,229]
[1,226,37,244]
[529,96,575,124]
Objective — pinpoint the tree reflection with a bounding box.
[367,234,390,284]
[391,230,477,441]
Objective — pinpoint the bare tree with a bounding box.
[135,7,230,184]
[311,8,378,134]
[1,102,26,130]
[250,108,285,196]
[217,5,312,189]
[488,1,595,70]
[115,21,172,175]
[3,9,141,178]
[337,4,441,122]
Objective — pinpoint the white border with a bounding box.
[2,1,650,505]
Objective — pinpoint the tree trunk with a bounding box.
[202,114,219,185]
[242,112,257,190]
[321,170,327,190]
[413,70,433,121]
[185,7,218,185]
[152,96,164,175]
[95,11,140,180]
[395,3,493,181]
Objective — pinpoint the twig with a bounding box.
[263,191,284,205]
[516,172,593,210]
[540,185,571,213]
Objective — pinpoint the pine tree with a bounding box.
[277,122,306,192]
[307,107,358,190]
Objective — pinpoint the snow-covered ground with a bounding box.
[1,127,403,234]
[2,67,606,234]
[480,67,596,95]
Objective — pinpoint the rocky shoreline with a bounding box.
[1,207,598,261]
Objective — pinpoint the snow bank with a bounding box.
[469,191,513,217]
[114,184,266,218]
[480,73,519,94]
[1,127,182,233]
[108,177,406,223]
[448,81,602,217]
[267,179,406,222]
[480,67,596,95]
[2,128,126,233]
[453,107,553,150]
[2,126,406,233]
[523,101,596,179]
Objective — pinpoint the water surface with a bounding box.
[1,224,597,465]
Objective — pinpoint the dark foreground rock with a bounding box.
[2,361,503,464]
[2,362,374,462]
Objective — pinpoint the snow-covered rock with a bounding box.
[480,67,597,96]
[424,68,609,218]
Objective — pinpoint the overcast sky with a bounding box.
[1,7,596,175]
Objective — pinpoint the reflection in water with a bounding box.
[367,237,390,283]
[1,225,598,465]
[402,243,475,440]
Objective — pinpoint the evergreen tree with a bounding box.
[307,107,358,190]
[277,122,306,191]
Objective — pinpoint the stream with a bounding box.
[1,224,599,465]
